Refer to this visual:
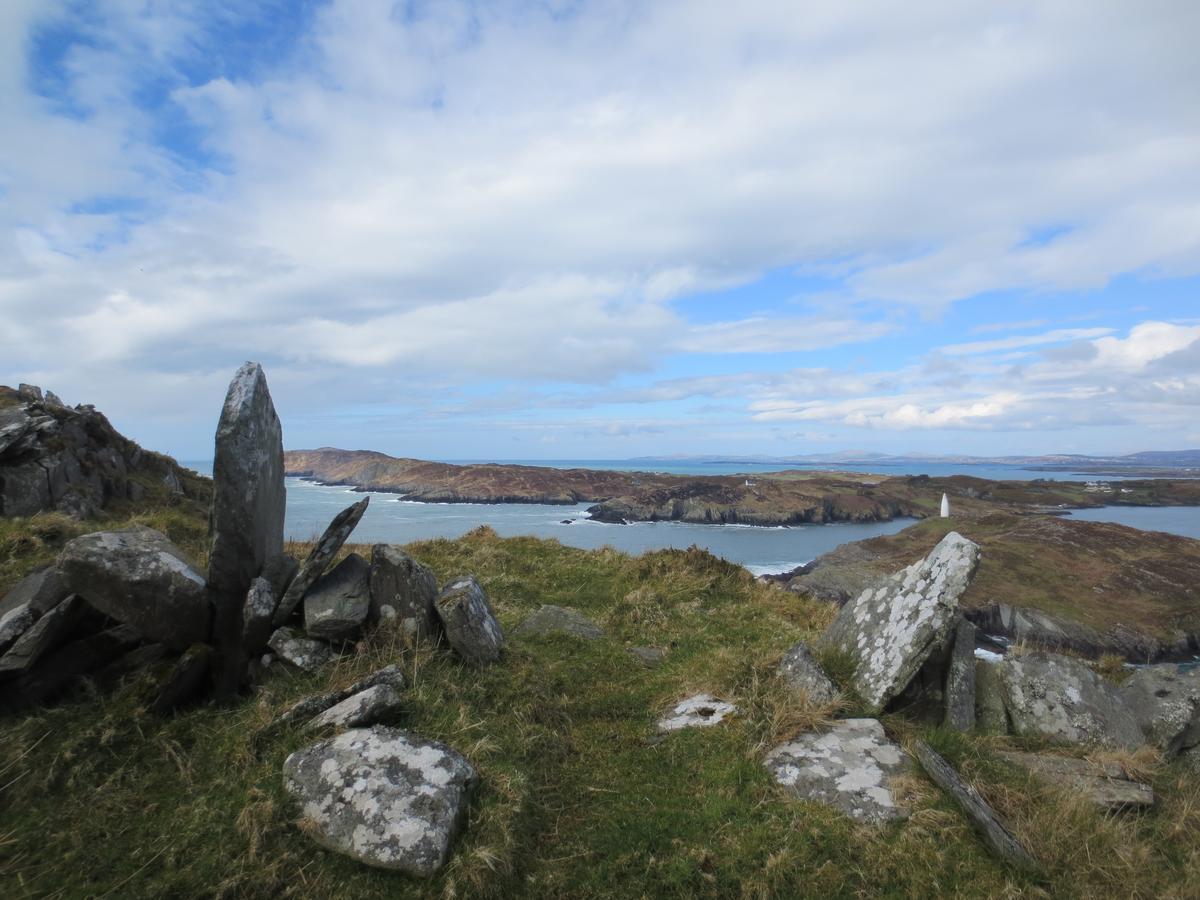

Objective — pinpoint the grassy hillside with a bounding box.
[1,525,1198,898]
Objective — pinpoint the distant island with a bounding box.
[283,447,1200,527]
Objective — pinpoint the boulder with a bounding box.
[306,683,405,730]
[817,532,980,709]
[268,627,334,673]
[304,553,372,642]
[0,595,86,676]
[283,727,477,876]
[998,750,1154,810]
[150,643,213,716]
[944,618,977,732]
[512,605,603,641]
[242,577,277,655]
[435,577,504,666]
[974,660,1009,735]
[369,545,438,639]
[657,693,738,732]
[777,641,837,705]
[274,497,370,626]
[996,652,1144,749]
[0,604,36,656]
[1119,663,1200,755]
[274,664,407,728]
[764,719,910,825]
[0,567,67,619]
[58,526,211,651]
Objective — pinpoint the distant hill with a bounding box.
[630,449,1200,470]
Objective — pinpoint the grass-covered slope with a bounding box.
[1,527,1199,898]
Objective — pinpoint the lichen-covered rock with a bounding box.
[997,652,1144,749]
[58,526,211,651]
[944,618,977,732]
[260,553,300,601]
[0,567,67,620]
[282,727,477,876]
[657,693,738,732]
[1119,663,1200,755]
[268,627,334,672]
[306,683,404,730]
[998,751,1154,810]
[275,664,407,728]
[435,577,504,666]
[776,641,837,705]
[512,605,603,641]
[817,532,980,709]
[764,719,910,824]
[369,545,438,639]
[242,577,277,655]
[0,595,85,676]
[274,498,370,626]
[304,553,371,642]
[0,604,36,656]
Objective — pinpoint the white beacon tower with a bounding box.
[940,493,951,518]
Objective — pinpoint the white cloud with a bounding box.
[939,327,1114,357]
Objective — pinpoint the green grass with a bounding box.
[1,526,1199,898]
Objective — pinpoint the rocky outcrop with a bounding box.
[273,497,369,626]
[0,384,207,519]
[817,532,980,710]
[512,605,603,641]
[435,577,505,666]
[764,719,910,824]
[776,642,837,705]
[58,526,211,651]
[369,545,439,639]
[283,727,477,876]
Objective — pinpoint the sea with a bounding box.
[181,459,1200,575]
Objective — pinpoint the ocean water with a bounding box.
[1062,505,1200,540]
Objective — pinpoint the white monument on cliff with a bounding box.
[940,492,951,517]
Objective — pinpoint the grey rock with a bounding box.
[777,641,837,705]
[817,532,980,709]
[282,726,477,876]
[58,526,211,651]
[944,618,977,732]
[207,362,285,693]
[0,604,36,656]
[512,605,603,641]
[764,718,911,824]
[151,643,213,715]
[657,693,738,732]
[0,595,85,676]
[242,577,277,655]
[974,659,1009,735]
[274,497,370,626]
[17,384,43,403]
[913,740,1038,870]
[268,627,334,672]
[43,391,65,408]
[304,553,372,642]
[369,545,438,640]
[1119,663,1200,755]
[3,625,141,709]
[307,683,405,730]
[261,553,300,601]
[0,567,68,620]
[628,646,667,668]
[997,652,1144,749]
[998,750,1154,810]
[275,664,407,728]
[435,576,504,666]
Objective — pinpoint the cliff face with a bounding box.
[0,384,209,519]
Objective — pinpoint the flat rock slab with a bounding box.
[369,545,439,639]
[58,526,211,651]
[777,641,837,705]
[307,683,405,730]
[274,498,370,626]
[268,627,334,673]
[275,664,408,728]
[998,750,1155,810]
[818,532,980,709]
[283,727,477,877]
[512,605,603,641]
[628,646,667,668]
[0,595,85,676]
[765,719,910,824]
[657,693,738,732]
[1119,663,1200,755]
[435,577,504,666]
[997,652,1144,750]
[304,553,372,642]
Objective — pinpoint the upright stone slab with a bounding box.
[208,363,285,693]
[944,618,977,732]
[304,553,372,642]
[777,641,838,705]
[435,577,504,666]
[369,545,438,640]
[817,532,980,710]
[274,498,369,626]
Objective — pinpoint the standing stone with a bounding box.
[242,577,277,655]
[1118,664,1200,755]
[974,659,1009,735]
[273,498,369,626]
[997,652,1144,750]
[944,618,977,732]
[817,532,980,710]
[304,553,372,642]
[208,362,285,696]
[764,719,910,824]
[283,727,477,876]
[369,545,438,638]
[435,577,504,666]
[58,526,211,650]
[776,641,838,705]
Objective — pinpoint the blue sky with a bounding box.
[1,1,1198,460]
